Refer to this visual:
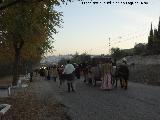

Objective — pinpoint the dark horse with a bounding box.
[112,64,129,90]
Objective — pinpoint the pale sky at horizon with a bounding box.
[49,0,160,56]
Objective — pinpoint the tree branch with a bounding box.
[0,0,21,11]
[0,0,44,11]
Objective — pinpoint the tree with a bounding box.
[147,23,154,53]
[71,51,80,63]
[70,52,91,64]
[147,19,160,54]
[79,52,91,63]
[134,43,146,55]
[111,47,122,59]
[0,0,62,85]
[0,0,71,10]
[0,0,49,10]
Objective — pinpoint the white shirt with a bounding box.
[63,64,75,74]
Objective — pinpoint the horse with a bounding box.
[112,64,129,90]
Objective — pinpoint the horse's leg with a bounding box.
[115,71,118,88]
[120,78,123,88]
[113,76,117,88]
[112,75,116,87]
[111,75,114,86]
[115,77,117,88]
[124,79,128,90]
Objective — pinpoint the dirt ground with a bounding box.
[0,76,70,120]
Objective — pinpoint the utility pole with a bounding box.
[109,37,111,55]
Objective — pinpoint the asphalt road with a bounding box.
[49,78,160,120]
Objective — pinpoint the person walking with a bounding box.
[58,65,65,88]
[75,64,80,79]
[50,65,58,82]
[39,67,45,80]
[30,71,33,82]
[44,67,48,80]
[63,60,75,92]
[47,67,51,80]
[82,62,89,83]
[100,59,112,90]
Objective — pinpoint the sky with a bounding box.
[50,0,160,56]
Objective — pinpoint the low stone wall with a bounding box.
[129,64,160,86]
[126,55,160,65]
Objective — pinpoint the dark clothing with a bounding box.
[67,83,75,92]
[39,68,45,77]
[118,65,129,80]
[58,67,64,79]
[65,73,74,81]
[47,75,50,80]
[30,72,33,82]
[64,73,75,92]
[115,64,129,89]
[75,67,80,79]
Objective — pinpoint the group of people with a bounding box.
[39,65,58,81]
[81,57,129,90]
[38,57,129,92]
[81,58,114,90]
[38,61,78,92]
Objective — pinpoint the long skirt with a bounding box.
[101,73,112,90]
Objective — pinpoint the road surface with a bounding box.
[47,78,160,120]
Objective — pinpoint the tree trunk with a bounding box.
[12,48,21,86]
[12,37,24,85]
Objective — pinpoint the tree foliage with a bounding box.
[147,19,160,54]
[71,52,91,64]
[111,48,122,59]
[111,47,134,59]
[134,43,146,55]
[0,0,62,84]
